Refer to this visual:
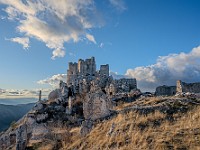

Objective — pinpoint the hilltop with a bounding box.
[67,96,200,150]
[1,95,200,150]
[0,57,200,150]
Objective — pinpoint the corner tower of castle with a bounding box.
[67,57,98,85]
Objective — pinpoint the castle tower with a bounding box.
[78,59,84,75]
[77,57,96,76]
[91,57,96,75]
[176,80,184,93]
[67,62,78,85]
[100,64,109,77]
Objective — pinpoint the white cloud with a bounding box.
[9,37,29,49]
[0,88,5,94]
[0,0,103,59]
[37,74,67,88]
[110,71,130,79]
[51,48,65,60]
[109,0,126,11]
[99,42,104,48]
[86,33,96,44]
[126,46,200,92]
[0,88,51,99]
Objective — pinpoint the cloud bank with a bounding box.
[126,46,200,92]
[0,88,51,99]
[37,74,67,88]
[37,46,200,93]
[0,0,104,59]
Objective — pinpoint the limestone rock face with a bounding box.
[60,80,69,98]
[48,89,61,101]
[16,124,27,150]
[83,91,111,121]
[30,123,49,141]
[33,102,44,112]
[36,113,48,123]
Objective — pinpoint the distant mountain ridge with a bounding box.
[0,98,37,105]
[0,103,35,132]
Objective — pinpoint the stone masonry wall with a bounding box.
[176,80,200,93]
[155,85,176,96]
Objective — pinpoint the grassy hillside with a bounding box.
[0,103,34,131]
[30,96,200,150]
[65,97,200,150]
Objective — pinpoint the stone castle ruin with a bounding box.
[155,85,176,96]
[176,80,200,94]
[0,57,140,150]
[65,57,137,96]
[55,57,138,135]
[155,80,200,96]
[49,57,138,121]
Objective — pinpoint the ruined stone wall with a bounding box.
[155,85,176,96]
[67,62,78,85]
[78,59,84,74]
[65,57,138,121]
[67,57,96,85]
[115,78,137,93]
[77,57,96,76]
[99,64,109,77]
[176,80,200,93]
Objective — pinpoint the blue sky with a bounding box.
[0,0,200,97]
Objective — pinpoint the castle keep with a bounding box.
[67,57,97,85]
[66,57,137,95]
[45,57,139,131]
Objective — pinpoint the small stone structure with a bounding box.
[155,80,200,96]
[176,80,200,94]
[155,85,176,96]
[39,90,42,101]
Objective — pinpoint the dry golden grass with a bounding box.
[30,97,200,150]
[62,97,200,150]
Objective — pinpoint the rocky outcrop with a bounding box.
[80,120,93,136]
[0,57,140,149]
[16,124,27,150]
[83,90,112,121]
[48,89,61,101]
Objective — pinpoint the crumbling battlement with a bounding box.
[66,57,137,95]
[155,85,176,96]
[155,80,200,96]
[67,57,108,85]
[176,80,200,93]
[60,57,138,123]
